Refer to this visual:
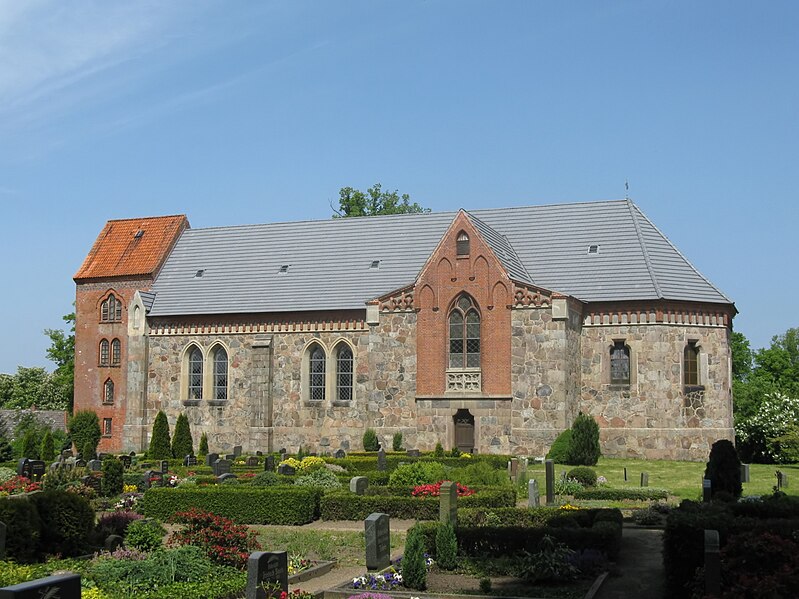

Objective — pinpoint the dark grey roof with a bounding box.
[139,291,156,312]
[148,200,731,316]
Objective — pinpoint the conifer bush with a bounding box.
[393,432,403,451]
[40,430,55,462]
[171,413,194,459]
[363,428,379,451]
[704,439,742,499]
[568,413,601,466]
[434,442,445,458]
[198,432,209,457]
[546,430,572,463]
[22,431,39,459]
[82,441,97,461]
[102,455,124,496]
[68,410,101,458]
[435,521,458,570]
[149,411,172,460]
[401,525,427,590]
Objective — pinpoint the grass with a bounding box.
[522,456,799,501]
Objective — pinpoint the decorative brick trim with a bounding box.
[511,282,552,308]
[375,285,415,313]
[583,305,730,327]
[149,319,368,336]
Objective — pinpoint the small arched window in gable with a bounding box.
[449,294,480,368]
[309,344,326,401]
[101,294,122,322]
[456,231,470,256]
[188,346,203,399]
[610,341,630,385]
[99,339,109,366]
[103,378,114,404]
[111,339,121,366]
[336,344,353,401]
[213,346,228,400]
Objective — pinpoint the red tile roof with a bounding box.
[74,215,188,281]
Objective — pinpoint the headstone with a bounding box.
[0,573,81,598]
[740,463,750,483]
[29,461,45,482]
[160,460,169,474]
[377,449,387,471]
[81,475,102,494]
[74,459,86,468]
[142,470,163,489]
[246,456,259,467]
[406,449,420,458]
[364,513,391,571]
[205,452,219,467]
[509,458,518,480]
[623,467,628,482]
[350,476,368,495]
[704,529,721,596]
[256,451,263,456]
[777,470,789,489]
[104,534,123,552]
[246,551,288,599]
[61,450,73,460]
[49,462,60,473]
[16,459,31,479]
[334,449,346,459]
[640,472,649,487]
[265,455,275,471]
[225,454,236,461]
[439,480,458,526]
[119,455,132,469]
[218,473,238,483]
[528,479,540,507]
[129,451,136,457]
[233,445,243,457]
[183,454,197,467]
[0,521,6,560]
[213,459,232,477]
[98,453,110,461]
[277,464,295,476]
[702,478,712,502]
[88,459,102,472]
[545,459,555,505]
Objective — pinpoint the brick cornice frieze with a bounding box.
[582,300,734,328]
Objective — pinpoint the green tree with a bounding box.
[730,331,753,382]
[401,525,428,590]
[149,411,172,460]
[101,455,124,496]
[44,312,75,412]
[40,430,55,462]
[171,413,194,458]
[568,413,601,466]
[22,430,39,459]
[333,183,429,218]
[68,410,101,457]
[198,432,209,457]
[3,367,67,411]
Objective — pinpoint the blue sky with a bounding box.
[1,1,797,374]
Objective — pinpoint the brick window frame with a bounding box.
[102,418,112,437]
[99,339,109,366]
[103,378,114,405]
[100,293,122,322]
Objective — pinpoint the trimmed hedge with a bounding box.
[330,454,510,473]
[138,487,321,524]
[573,487,669,501]
[0,495,41,563]
[321,487,517,520]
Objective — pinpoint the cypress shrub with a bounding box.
[704,439,742,499]
[362,428,379,452]
[435,521,458,570]
[82,440,97,461]
[22,430,39,460]
[568,413,601,466]
[198,432,209,457]
[401,525,427,590]
[102,455,124,496]
[172,413,194,459]
[149,411,172,460]
[392,431,403,451]
[546,429,572,463]
[68,410,101,457]
[40,430,55,462]
[434,443,445,458]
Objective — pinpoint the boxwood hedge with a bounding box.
[573,487,669,501]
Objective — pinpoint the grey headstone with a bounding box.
[233,445,243,457]
[225,454,236,461]
[246,456,259,467]
[218,473,238,483]
[528,479,540,507]
[88,459,102,472]
[74,459,86,468]
[61,450,73,459]
[246,551,288,599]
[0,573,81,598]
[334,449,346,459]
[82,475,102,494]
[119,455,132,469]
[406,449,421,458]
[277,464,295,476]
[29,461,45,482]
[439,480,458,526]
[777,470,789,488]
[377,449,387,471]
[213,459,232,477]
[49,462,60,473]
[350,476,368,495]
[509,458,518,480]
[183,454,197,467]
[104,534,123,552]
[265,455,275,471]
[545,459,555,505]
[704,529,721,596]
[205,452,219,467]
[160,460,169,474]
[364,513,391,571]
[0,521,5,560]
[740,463,750,483]
[16,459,31,479]
[640,472,649,487]
[702,478,712,502]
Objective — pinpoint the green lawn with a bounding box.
[524,457,799,501]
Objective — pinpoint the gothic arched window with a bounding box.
[336,344,353,401]
[111,339,121,366]
[449,295,480,369]
[456,231,470,256]
[99,339,109,366]
[610,341,630,385]
[101,294,122,322]
[309,344,326,401]
[103,378,114,404]
[213,346,228,400]
[684,342,700,388]
[188,346,203,400]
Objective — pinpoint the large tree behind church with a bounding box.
[333,183,429,217]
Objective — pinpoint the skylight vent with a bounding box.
[194,269,205,278]
[278,265,290,273]
[370,260,381,269]
[134,229,144,239]
[588,245,600,255]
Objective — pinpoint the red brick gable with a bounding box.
[74,215,188,281]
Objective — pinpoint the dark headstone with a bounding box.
[218,473,238,483]
[277,464,295,476]
[119,455,132,469]
[81,475,101,494]
[246,551,288,599]
[640,472,649,487]
[545,459,555,505]
[528,479,540,507]
[702,478,712,502]
[142,470,163,489]
[509,458,518,480]
[233,445,243,457]
[205,452,219,467]
[256,451,263,456]
[29,461,45,482]
[334,449,346,459]
[183,454,198,467]
[88,459,102,472]
[704,529,721,596]
[246,456,259,467]
[104,534,123,552]
[740,463,750,483]
[74,459,86,468]
[265,455,275,471]
[213,459,232,477]
[16,459,31,479]
[0,573,81,598]
[439,480,458,526]
[225,454,236,461]
[406,449,420,458]
[61,450,73,460]
[364,513,391,571]
[777,470,789,489]
[160,460,169,474]
[98,453,110,461]
[377,449,387,471]
[129,451,136,457]
[0,521,5,560]
[350,476,368,495]
[623,467,628,482]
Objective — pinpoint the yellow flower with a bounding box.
[459,453,472,459]
[559,503,580,510]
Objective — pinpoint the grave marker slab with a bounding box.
[205,453,219,467]
[439,480,458,526]
[213,459,232,477]
[406,449,420,458]
[740,463,750,483]
[703,478,712,502]
[142,470,163,489]
[246,551,288,599]
[119,455,131,469]
[623,467,628,482]
[256,451,263,456]
[16,459,31,479]
[350,476,368,495]
[377,449,387,471]
[218,473,238,483]
[545,459,555,505]
[509,458,518,480]
[640,472,649,487]
[74,459,86,468]
[104,535,123,551]
[704,529,721,597]
[160,460,169,474]
[233,445,243,457]
[61,450,73,460]
[0,573,81,599]
[29,461,45,482]
[88,459,102,472]
[82,475,102,494]
[334,449,346,459]
[528,479,540,507]
[225,454,236,461]
[265,455,275,471]
[277,464,295,476]
[183,455,197,467]
[246,456,259,467]
[364,513,391,571]
[98,453,110,461]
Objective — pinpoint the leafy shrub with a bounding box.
[170,508,261,569]
[566,467,597,487]
[295,469,342,490]
[198,432,209,457]
[434,443,445,458]
[149,411,172,460]
[363,428,379,451]
[435,521,458,570]
[568,413,600,466]
[171,413,193,459]
[573,487,669,501]
[29,490,95,558]
[704,439,742,499]
[546,430,572,463]
[401,525,427,590]
[95,511,144,541]
[0,467,15,483]
[389,462,447,487]
[449,461,509,487]
[555,477,584,496]
[632,506,665,526]
[125,519,166,552]
[68,410,101,458]
[716,531,799,597]
[40,430,55,462]
[251,471,280,486]
[0,494,41,562]
[101,456,124,497]
[82,440,97,461]
[737,392,799,463]
[516,534,578,582]
[392,432,403,451]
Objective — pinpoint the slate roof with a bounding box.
[146,200,731,316]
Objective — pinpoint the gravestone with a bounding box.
[129,451,136,457]
[364,513,391,571]
[61,450,73,460]
[740,463,750,483]
[702,478,712,502]
[82,475,102,494]
[545,459,555,505]
[142,470,163,489]
[183,455,197,467]
[160,460,169,474]
[246,551,288,599]
[75,459,86,468]
[277,464,295,476]
[623,467,628,482]
[377,449,387,471]
[119,455,132,469]
[49,462,60,473]
[218,473,238,483]
[256,451,263,456]
[213,459,232,477]
[640,472,649,487]
[334,449,346,459]
[0,573,81,599]
[439,480,458,526]
[104,534,123,551]
[205,452,219,467]
[509,458,518,480]
[704,529,721,596]
[406,449,420,458]
[777,470,789,489]
[88,459,102,472]
[350,476,368,495]
[98,453,110,461]
[265,455,275,471]
[225,454,236,461]
[29,461,46,482]
[246,456,259,467]
[0,521,5,560]
[528,479,540,507]
[16,459,31,479]
[233,445,243,457]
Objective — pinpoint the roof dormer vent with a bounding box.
[588,245,599,255]
[278,265,290,273]
[194,269,205,278]
[134,229,144,239]
[370,260,381,269]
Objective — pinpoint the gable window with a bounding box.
[111,339,121,366]
[103,418,112,437]
[449,295,480,368]
[212,346,228,400]
[188,346,203,399]
[336,344,353,401]
[456,231,470,256]
[99,339,110,366]
[309,344,326,401]
[101,294,122,322]
[610,341,630,385]
[103,379,114,404]
[684,341,701,389]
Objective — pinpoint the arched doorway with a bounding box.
[453,409,475,453]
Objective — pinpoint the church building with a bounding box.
[73,199,735,460]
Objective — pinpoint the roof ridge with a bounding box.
[629,202,733,304]
[106,214,186,224]
[627,199,662,298]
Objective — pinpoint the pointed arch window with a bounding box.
[101,294,122,322]
[610,341,630,385]
[309,344,326,401]
[111,339,121,366]
[188,346,203,400]
[684,341,700,388]
[99,339,110,366]
[336,344,353,401]
[449,295,480,368]
[213,346,228,400]
[103,379,114,404]
[456,231,470,256]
